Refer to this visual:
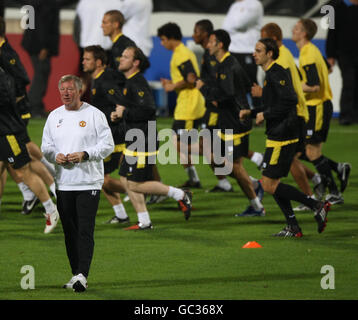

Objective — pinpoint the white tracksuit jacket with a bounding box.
[41,102,114,191]
[222,0,263,54]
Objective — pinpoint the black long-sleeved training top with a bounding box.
[116,71,157,152]
[199,52,252,134]
[0,65,25,135]
[251,62,299,141]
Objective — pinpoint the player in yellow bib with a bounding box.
[157,23,206,189]
[293,19,351,205]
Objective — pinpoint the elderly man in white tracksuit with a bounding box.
[41,74,114,292]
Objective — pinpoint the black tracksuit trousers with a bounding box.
[56,190,101,278]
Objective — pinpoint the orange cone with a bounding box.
[242,241,262,248]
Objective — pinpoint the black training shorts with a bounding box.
[262,139,298,179]
[0,132,31,169]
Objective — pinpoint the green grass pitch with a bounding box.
[0,118,357,300]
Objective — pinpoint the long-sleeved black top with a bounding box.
[0,40,30,97]
[0,39,31,118]
[116,71,156,152]
[91,67,126,144]
[251,62,298,141]
[200,49,218,87]
[0,65,25,135]
[108,34,136,71]
[199,52,252,134]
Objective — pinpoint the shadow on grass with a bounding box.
[2,271,318,298]
[90,272,320,291]
[148,205,179,212]
[328,203,358,213]
[0,231,63,241]
[94,214,284,236]
[1,207,22,214]
[2,201,22,206]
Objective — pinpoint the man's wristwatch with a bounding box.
[83,151,89,161]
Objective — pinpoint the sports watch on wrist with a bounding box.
[83,151,89,161]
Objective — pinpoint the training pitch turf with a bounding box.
[0,118,357,301]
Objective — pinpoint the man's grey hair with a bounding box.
[58,74,83,90]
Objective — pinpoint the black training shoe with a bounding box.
[146,194,169,205]
[315,201,331,233]
[21,197,40,215]
[178,190,192,220]
[63,275,77,289]
[337,162,351,193]
[207,185,234,193]
[179,180,202,189]
[106,216,130,224]
[325,193,344,205]
[72,273,88,293]
[235,206,266,217]
[273,225,303,238]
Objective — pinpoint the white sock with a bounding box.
[186,166,200,182]
[249,176,259,190]
[137,211,151,226]
[42,199,56,214]
[17,182,35,201]
[250,152,264,166]
[312,173,321,185]
[337,163,344,173]
[217,178,232,191]
[49,183,57,199]
[113,203,128,219]
[167,186,185,201]
[250,197,263,211]
[41,157,56,177]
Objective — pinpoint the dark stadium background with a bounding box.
[2,0,334,16]
[1,0,339,114]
